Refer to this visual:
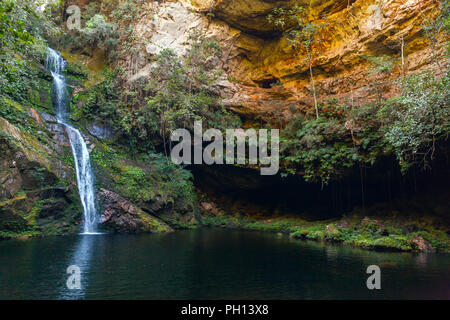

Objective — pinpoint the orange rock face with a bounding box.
[177,0,444,124]
[77,0,446,125]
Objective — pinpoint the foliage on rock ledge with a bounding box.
[280,71,450,184]
[71,31,240,154]
[201,211,450,252]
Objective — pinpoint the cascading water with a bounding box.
[46,48,98,234]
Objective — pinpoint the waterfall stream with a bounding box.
[46,48,98,234]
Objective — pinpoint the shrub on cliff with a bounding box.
[81,14,118,53]
[280,72,449,184]
[59,13,118,57]
[75,31,240,153]
[380,72,450,173]
[136,31,240,154]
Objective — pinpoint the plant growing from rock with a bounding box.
[420,0,449,68]
[136,31,239,154]
[361,54,396,103]
[267,5,326,119]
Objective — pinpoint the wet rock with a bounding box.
[39,199,66,219]
[38,111,58,123]
[86,123,114,140]
[28,108,43,125]
[99,189,172,233]
[0,168,22,199]
[0,115,81,238]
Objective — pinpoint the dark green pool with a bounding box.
[0,229,448,299]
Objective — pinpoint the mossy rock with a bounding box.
[0,187,82,239]
[371,236,417,251]
[324,224,343,241]
[306,230,324,240]
[290,229,309,239]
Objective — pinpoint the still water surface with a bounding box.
[0,229,448,299]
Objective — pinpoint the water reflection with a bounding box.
[414,253,431,268]
[59,234,100,299]
[1,230,448,299]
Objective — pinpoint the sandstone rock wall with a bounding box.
[100,0,445,124]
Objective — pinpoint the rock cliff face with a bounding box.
[98,188,173,233]
[94,0,444,124]
[0,111,82,238]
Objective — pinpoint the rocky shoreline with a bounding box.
[199,211,450,253]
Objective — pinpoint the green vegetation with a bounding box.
[0,192,82,240]
[279,71,449,184]
[140,213,172,233]
[72,31,240,154]
[60,13,118,56]
[88,138,196,214]
[267,1,449,186]
[381,73,450,173]
[70,68,117,122]
[0,0,448,246]
[201,213,449,252]
[0,1,85,239]
[0,1,56,110]
[421,0,450,65]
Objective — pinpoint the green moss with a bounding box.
[306,230,324,240]
[346,235,416,251]
[200,215,233,227]
[200,214,450,252]
[373,236,416,251]
[410,230,450,252]
[115,165,151,202]
[61,146,75,168]
[89,138,196,215]
[290,229,309,239]
[65,61,89,80]
[244,219,299,232]
[23,204,41,227]
[0,230,41,240]
[140,214,171,233]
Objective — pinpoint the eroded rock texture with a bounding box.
[99,188,173,233]
[99,0,444,124]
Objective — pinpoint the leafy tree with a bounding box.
[281,115,358,184]
[380,72,450,173]
[81,14,118,52]
[61,13,118,55]
[0,0,34,51]
[134,31,239,154]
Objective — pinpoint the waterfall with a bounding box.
[46,48,98,234]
